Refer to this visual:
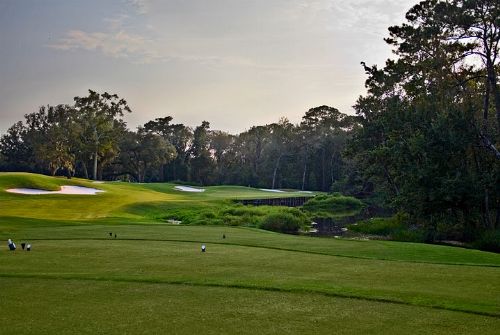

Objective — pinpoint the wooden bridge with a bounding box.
[234,196,312,207]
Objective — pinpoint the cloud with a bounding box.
[47,29,162,63]
[103,14,130,30]
[293,0,414,36]
[46,28,260,67]
[126,0,149,14]
[330,0,413,34]
[46,0,414,67]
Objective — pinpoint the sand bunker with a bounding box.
[174,185,205,193]
[6,186,105,195]
[259,189,285,193]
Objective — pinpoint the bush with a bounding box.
[302,194,364,215]
[259,212,309,234]
[161,203,312,229]
[348,213,425,242]
[391,228,426,242]
[472,230,500,253]
[349,217,401,236]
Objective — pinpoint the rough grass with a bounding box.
[156,203,309,228]
[349,216,407,236]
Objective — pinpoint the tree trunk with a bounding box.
[159,164,164,182]
[186,163,191,182]
[495,207,500,230]
[330,151,337,186]
[483,188,492,229]
[218,165,224,184]
[301,161,307,191]
[172,159,177,180]
[383,164,399,196]
[471,146,492,229]
[81,161,89,179]
[321,148,326,191]
[271,154,282,189]
[478,130,500,160]
[140,167,145,183]
[486,53,500,131]
[483,73,490,134]
[93,152,98,180]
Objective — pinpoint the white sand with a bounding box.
[259,189,285,193]
[174,185,205,192]
[6,186,105,195]
[298,190,313,194]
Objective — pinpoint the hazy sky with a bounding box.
[0,0,415,134]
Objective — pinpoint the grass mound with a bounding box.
[0,172,86,191]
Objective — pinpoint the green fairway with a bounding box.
[1,278,499,335]
[1,173,499,334]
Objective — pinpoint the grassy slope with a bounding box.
[1,172,499,333]
[0,172,314,220]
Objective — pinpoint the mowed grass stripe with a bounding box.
[2,278,499,335]
[0,272,499,319]
[4,220,500,266]
[22,237,500,268]
[2,240,499,316]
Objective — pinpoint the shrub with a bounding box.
[161,203,312,229]
[259,212,309,234]
[302,194,364,215]
[348,213,425,242]
[472,230,500,253]
[391,228,426,242]
[349,217,401,236]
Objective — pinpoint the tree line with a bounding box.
[0,93,358,192]
[349,0,499,239]
[1,0,498,242]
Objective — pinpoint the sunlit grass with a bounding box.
[0,172,316,220]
